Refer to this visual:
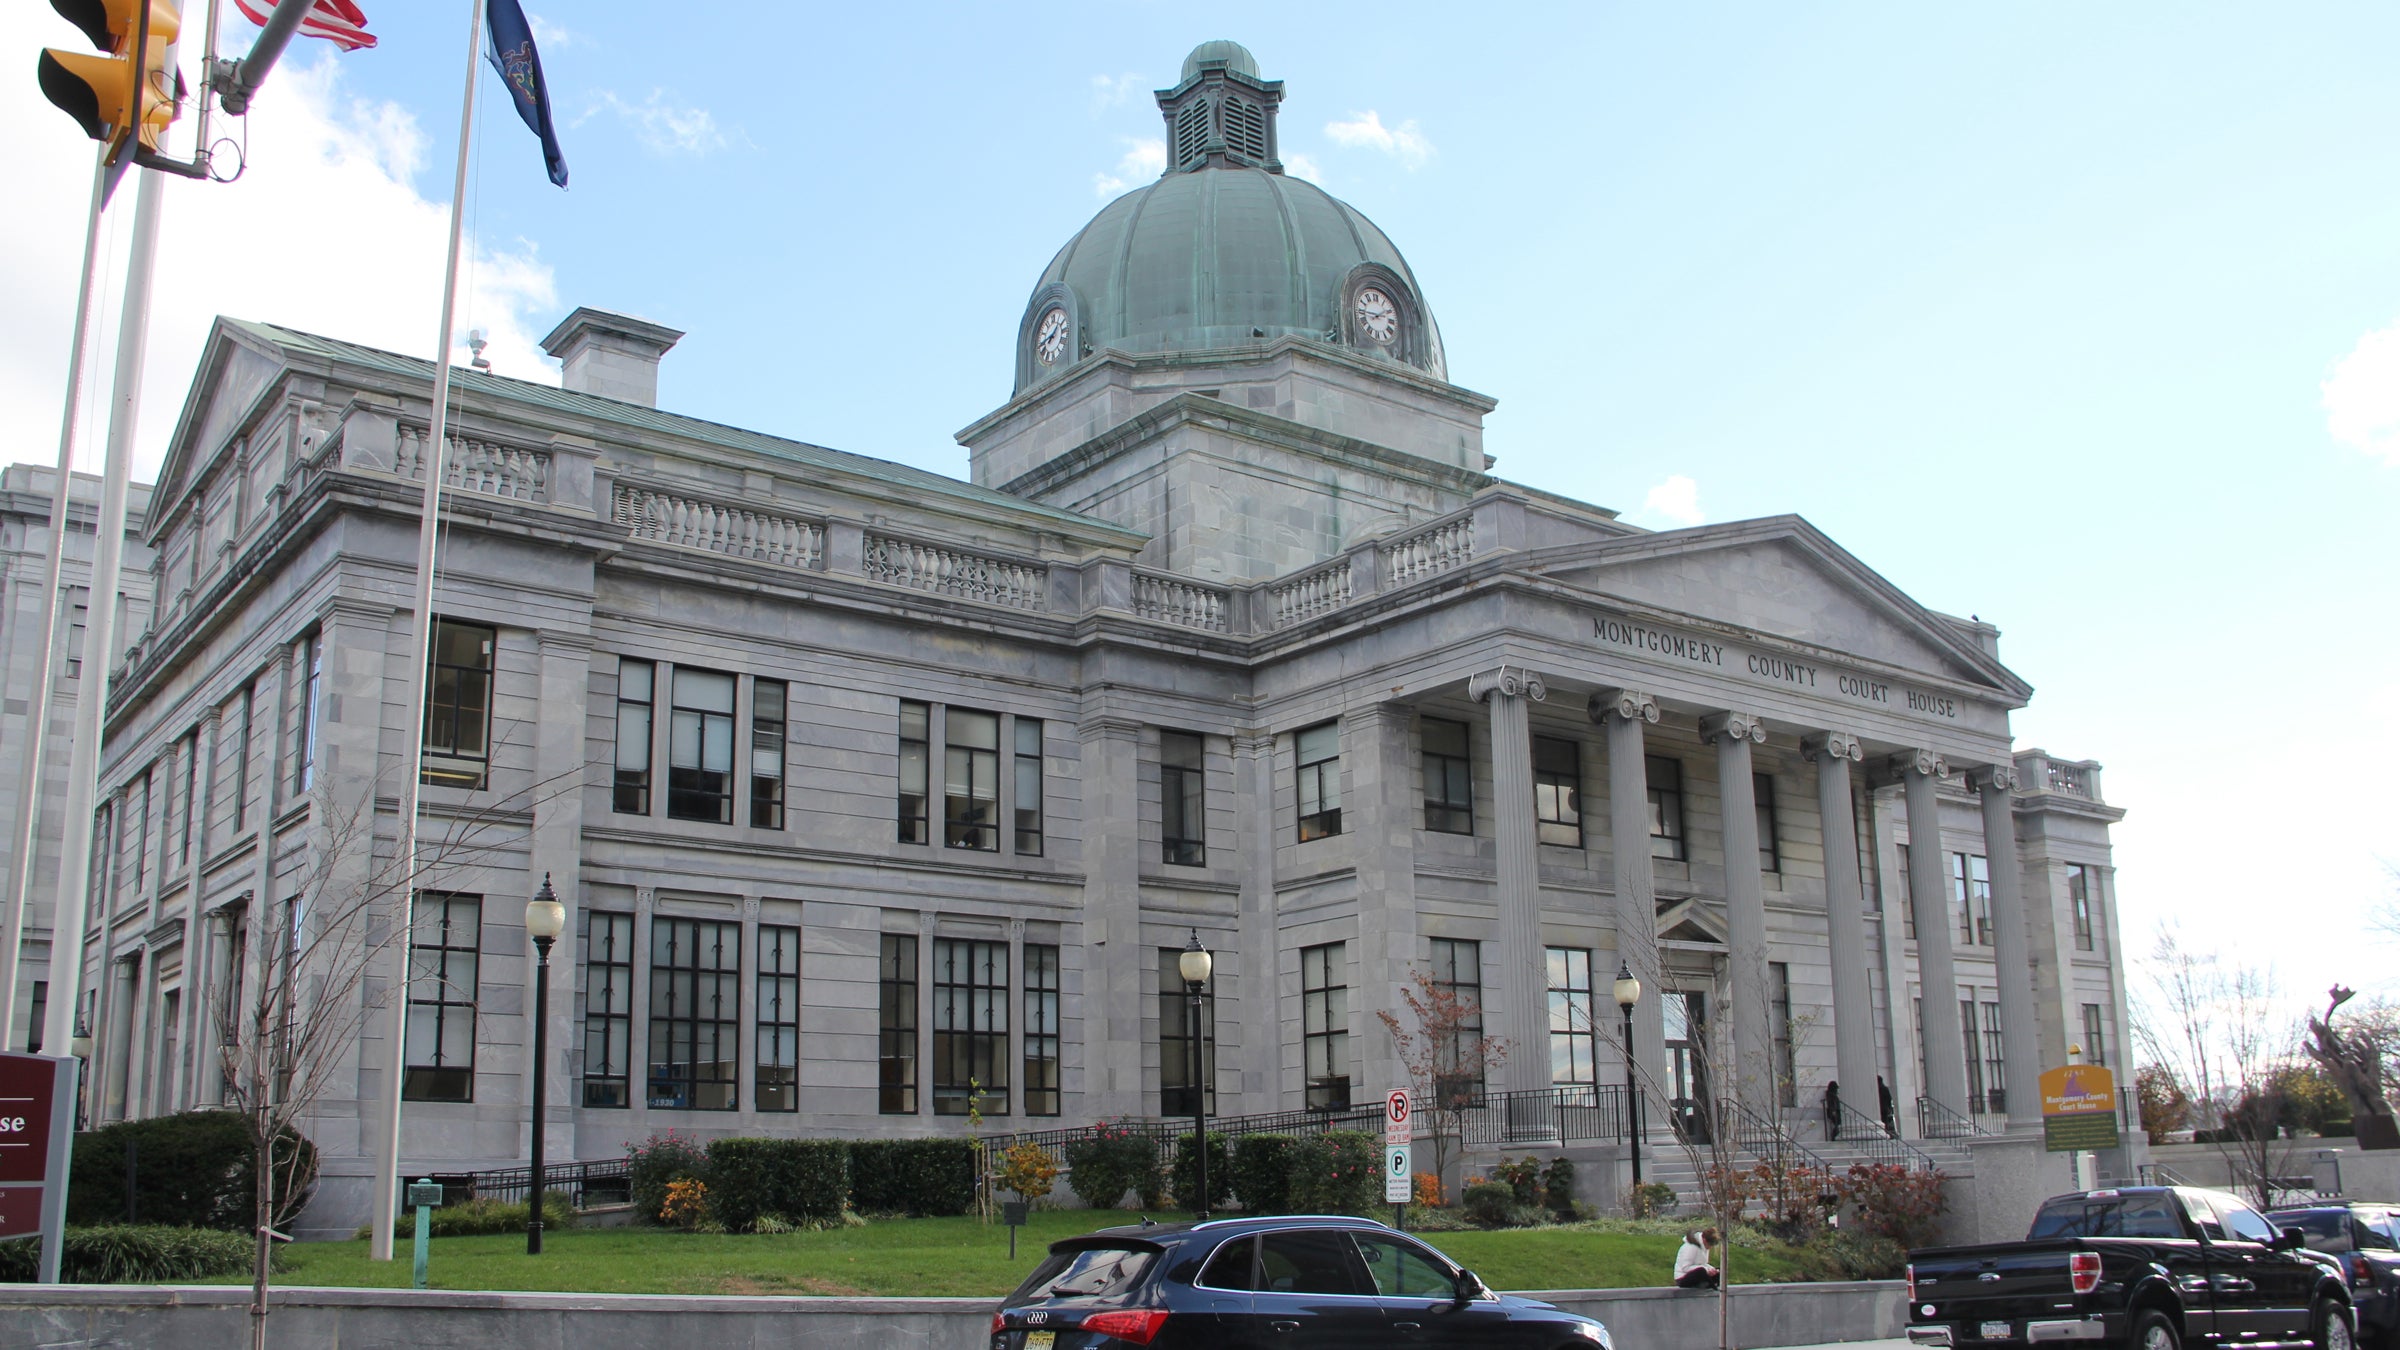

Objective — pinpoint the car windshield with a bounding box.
[2028,1193,2186,1239]
[1006,1244,1159,1304]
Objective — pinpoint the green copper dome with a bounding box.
[1012,46,1447,394]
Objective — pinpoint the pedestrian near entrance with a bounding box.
[1823,1079,1841,1140]
[1878,1076,1897,1137]
[1674,1228,1722,1290]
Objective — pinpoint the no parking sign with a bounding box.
[1383,1089,1412,1204]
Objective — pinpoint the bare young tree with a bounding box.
[1377,966,1510,1202]
[2132,928,2299,1209]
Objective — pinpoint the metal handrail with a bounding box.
[1917,1095,1990,1139]
[1457,1084,1629,1147]
[1719,1098,1830,1173]
[1829,1100,1941,1173]
[456,1156,632,1207]
[2138,1162,2192,1187]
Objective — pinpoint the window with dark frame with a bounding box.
[25,981,45,1055]
[1296,721,1342,841]
[1981,1000,2006,1113]
[1014,717,1043,855]
[898,701,930,844]
[127,770,150,893]
[750,679,787,829]
[1755,773,1781,873]
[1158,947,1216,1115]
[1160,731,1206,866]
[1420,717,1472,834]
[421,619,495,788]
[613,659,654,815]
[231,683,253,833]
[647,917,739,1110]
[667,667,736,823]
[1429,937,1485,1106]
[1770,960,1796,1107]
[1023,943,1060,1116]
[1301,942,1349,1110]
[582,911,634,1108]
[1645,755,1685,861]
[1533,735,1581,847]
[2069,865,2096,951]
[1897,843,1916,938]
[215,902,244,1101]
[1546,946,1595,1091]
[2082,1003,2109,1067]
[755,924,799,1112]
[945,708,1000,850]
[404,892,480,1102]
[1953,853,1992,946]
[170,735,197,868]
[64,601,85,679]
[933,938,1008,1116]
[1960,996,1985,1113]
[293,631,321,794]
[879,933,919,1112]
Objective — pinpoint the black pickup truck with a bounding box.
[1905,1187,2354,1350]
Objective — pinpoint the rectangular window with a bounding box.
[1959,996,1985,1114]
[1160,731,1206,866]
[1755,773,1781,873]
[944,708,1000,851]
[1014,717,1043,855]
[755,924,799,1112]
[1024,943,1060,1117]
[2082,1003,2109,1068]
[1646,755,1686,861]
[750,679,787,829]
[1534,736,1582,847]
[1981,1000,2006,1113]
[1429,938,1485,1106]
[127,770,152,894]
[404,892,480,1102]
[613,659,654,815]
[667,667,736,823]
[1897,844,1916,938]
[293,631,321,795]
[216,902,245,1101]
[880,933,919,1112]
[1302,943,1350,1110]
[2068,864,2096,952]
[231,684,253,833]
[421,619,495,788]
[64,602,86,679]
[1546,946,1596,1090]
[933,938,1008,1115]
[648,917,739,1110]
[897,701,930,844]
[1770,961,1797,1108]
[166,736,197,869]
[1159,947,1217,1115]
[1953,853,1992,946]
[1420,717,1472,834]
[1296,721,1342,841]
[582,911,634,1108]
[26,981,46,1054]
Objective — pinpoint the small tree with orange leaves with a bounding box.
[1377,967,1510,1203]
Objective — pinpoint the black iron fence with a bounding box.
[1829,1100,1941,1173]
[1453,1085,1629,1148]
[453,1157,633,1208]
[1916,1095,1989,1140]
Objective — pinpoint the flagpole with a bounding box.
[369,0,485,1263]
[2,148,111,1055]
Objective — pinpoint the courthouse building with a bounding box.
[34,42,2131,1231]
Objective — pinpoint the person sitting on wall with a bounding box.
[1674,1228,1722,1290]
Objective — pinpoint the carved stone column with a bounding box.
[1896,749,1970,1118]
[1232,729,1281,1105]
[1471,666,1548,1094]
[1972,764,2043,1130]
[1350,705,1421,1106]
[1077,714,1146,1117]
[1807,732,1881,1112]
[1591,688,1666,1110]
[1703,711,1773,1113]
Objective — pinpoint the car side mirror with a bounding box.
[1453,1270,1484,1308]
[2275,1227,2308,1252]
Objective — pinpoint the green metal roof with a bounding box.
[1182,39,1259,81]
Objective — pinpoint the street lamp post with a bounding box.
[1613,962,1643,1189]
[524,874,566,1255]
[1178,931,1214,1221]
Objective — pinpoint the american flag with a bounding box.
[231,0,378,53]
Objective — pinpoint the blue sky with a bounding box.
[7,3,2397,1026]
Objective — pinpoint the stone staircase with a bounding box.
[1636,1110,1976,1214]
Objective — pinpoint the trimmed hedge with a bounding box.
[1287,1131,1381,1215]
[1230,1134,1299,1214]
[374,1194,577,1240]
[1169,1132,1234,1211]
[0,1226,261,1283]
[705,1138,850,1231]
[1064,1122,1160,1209]
[67,1110,315,1233]
[850,1139,978,1216]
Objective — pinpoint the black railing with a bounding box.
[1718,1098,1829,1173]
[1455,1085,1628,1148]
[1830,1100,1941,1173]
[455,1157,632,1207]
[1917,1095,1990,1139]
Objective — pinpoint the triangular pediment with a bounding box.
[149,320,294,538]
[1654,897,1728,945]
[1523,516,2027,699]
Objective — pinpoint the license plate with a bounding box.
[1981,1321,2012,1339]
[1025,1333,1054,1350]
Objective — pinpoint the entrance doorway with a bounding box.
[1664,990,1712,1144]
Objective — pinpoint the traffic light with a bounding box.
[37,0,184,161]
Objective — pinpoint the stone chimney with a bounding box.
[539,307,684,407]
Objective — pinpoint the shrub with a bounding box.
[706,1138,851,1231]
[66,1111,316,1232]
[1412,1171,1445,1208]
[1541,1157,1578,1221]
[849,1139,975,1216]
[1492,1156,1542,1207]
[1286,1130,1380,1215]
[0,1226,261,1283]
[661,1178,710,1230]
[1834,1163,1948,1249]
[1624,1181,1676,1218]
[1798,1228,1909,1281]
[1461,1180,1536,1229]
[996,1142,1062,1203]
[1231,1134,1298,1214]
[626,1131,712,1224]
[1064,1121,1159,1209]
[371,1194,576,1240]
[1169,1132,1234,1211]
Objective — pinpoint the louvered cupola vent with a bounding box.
[1155,40,1284,175]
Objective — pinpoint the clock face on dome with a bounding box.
[1354,288,1399,345]
[1035,307,1069,365]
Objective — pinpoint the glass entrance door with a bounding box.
[1664,990,1712,1144]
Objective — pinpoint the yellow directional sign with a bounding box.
[2040,1064,2120,1152]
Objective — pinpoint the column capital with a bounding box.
[1969,763,2018,794]
[1468,666,1548,704]
[1802,731,1864,763]
[1889,748,1949,781]
[1589,687,1659,725]
[1699,711,1768,746]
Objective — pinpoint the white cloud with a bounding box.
[1093,137,1165,198]
[529,14,576,48]
[1324,111,1434,169]
[1635,475,1706,528]
[578,90,725,157]
[2323,318,2400,466]
[1089,73,1145,115]
[1283,152,1323,185]
[0,41,559,483]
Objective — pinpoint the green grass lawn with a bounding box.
[213,1211,1805,1298]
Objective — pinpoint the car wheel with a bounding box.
[2315,1301,2356,1350]
[2134,1309,2182,1350]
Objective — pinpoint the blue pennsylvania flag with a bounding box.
[485,0,567,188]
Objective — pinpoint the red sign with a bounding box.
[1385,1089,1411,1146]
[0,1187,39,1240]
[0,1055,58,1186]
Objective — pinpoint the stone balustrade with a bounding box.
[862,534,1050,611]
[395,425,550,502]
[613,485,824,570]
